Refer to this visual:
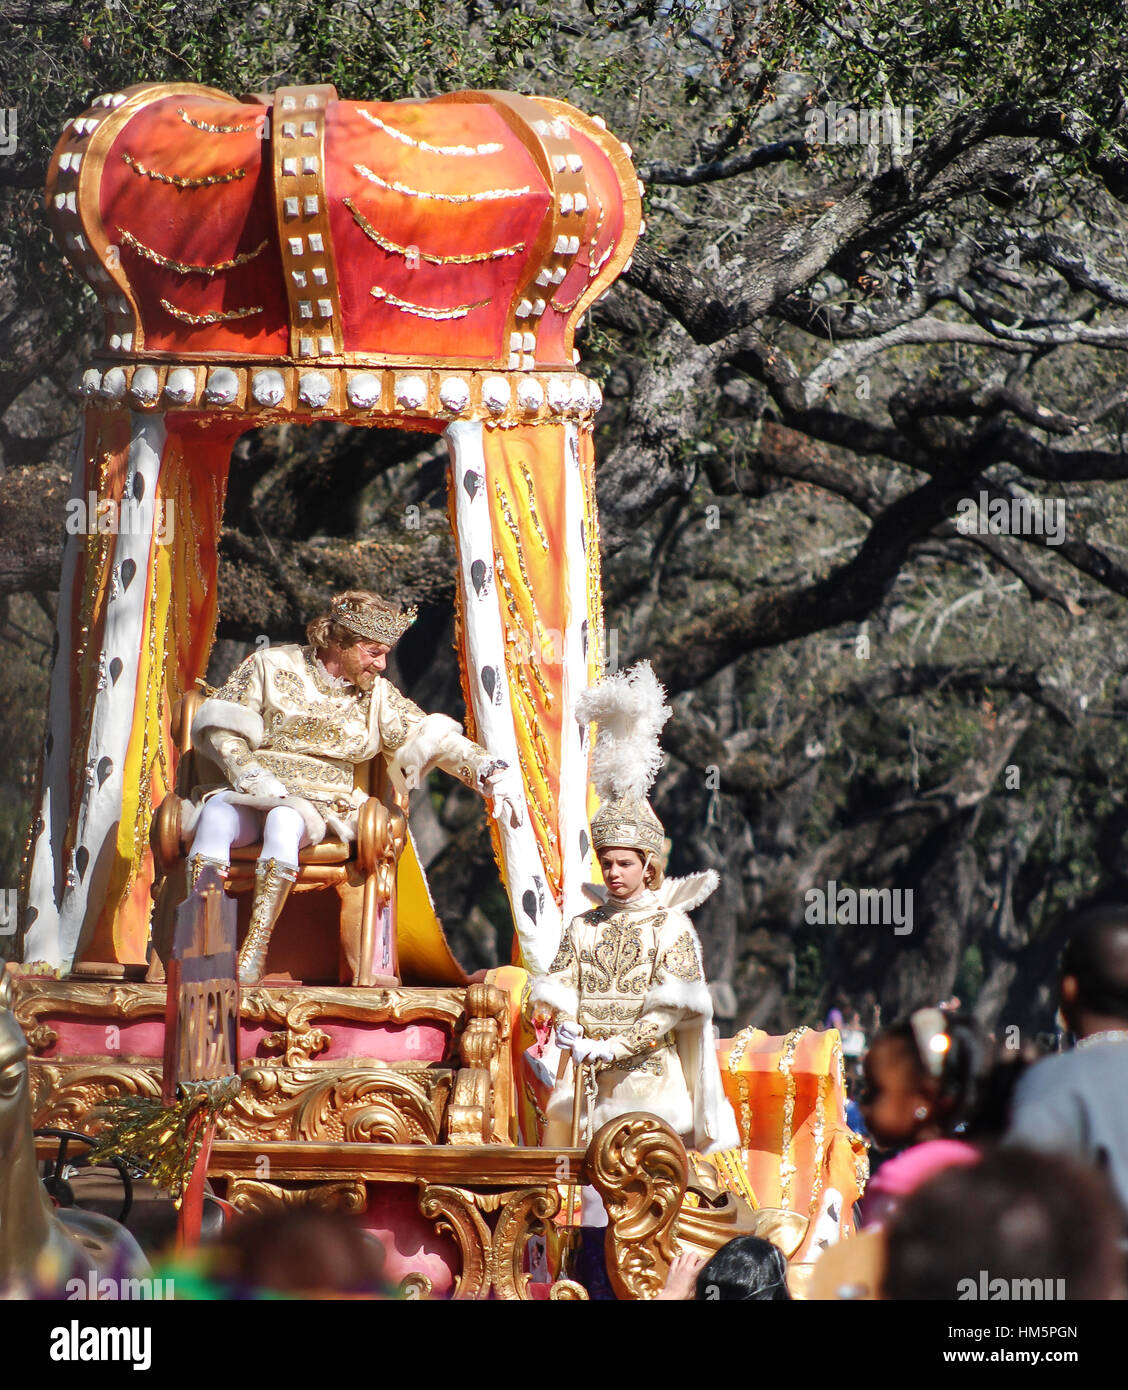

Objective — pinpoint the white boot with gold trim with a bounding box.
[237,858,297,985]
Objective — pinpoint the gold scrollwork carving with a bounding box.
[260,1026,332,1068]
[548,1279,590,1300]
[23,1025,58,1053]
[418,1185,492,1300]
[586,1111,687,1301]
[417,1184,560,1301]
[220,1065,446,1144]
[28,1061,162,1132]
[490,1186,561,1300]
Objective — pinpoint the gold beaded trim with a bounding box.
[119,227,269,276]
[550,289,585,314]
[528,651,554,705]
[158,299,264,325]
[519,461,550,552]
[726,1025,755,1150]
[808,1070,828,1227]
[495,555,550,653]
[343,196,525,264]
[777,1026,808,1210]
[353,162,530,204]
[356,108,504,156]
[493,481,541,622]
[176,107,256,134]
[369,284,491,321]
[122,152,247,187]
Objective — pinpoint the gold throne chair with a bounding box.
[148,688,406,987]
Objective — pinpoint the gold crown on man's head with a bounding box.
[331,596,418,646]
[590,796,665,858]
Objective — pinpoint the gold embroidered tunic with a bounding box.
[531,888,735,1151]
[187,643,491,845]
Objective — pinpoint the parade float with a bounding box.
[4,81,866,1299]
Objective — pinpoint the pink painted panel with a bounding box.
[40,1015,450,1064]
[360,1186,457,1297]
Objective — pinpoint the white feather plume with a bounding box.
[576,661,671,803]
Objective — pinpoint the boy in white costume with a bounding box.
[185,589,522,984]
[531,663,739,1157]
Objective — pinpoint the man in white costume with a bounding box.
[185,589,522,984]
[530,663,739,1157]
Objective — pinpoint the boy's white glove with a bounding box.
[570,1037,616,1066]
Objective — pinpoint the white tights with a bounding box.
[190,797,307,870]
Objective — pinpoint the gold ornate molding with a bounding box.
[11,976,468,1057]
[458,983,510,1066]
[228,1177,368,1216]
[240,984,466,1054]
[209,1139,584,1185]
[13,980,166,1053]
[586,1112,687,1301]
[446,983,511,1145]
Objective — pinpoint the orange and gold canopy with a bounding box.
[47,84,640,395]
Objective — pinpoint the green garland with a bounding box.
[88,1076,241,1206]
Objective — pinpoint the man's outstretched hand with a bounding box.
[482,762,525,828]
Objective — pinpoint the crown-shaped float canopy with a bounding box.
[47,84,640,381]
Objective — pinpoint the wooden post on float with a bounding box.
[163,864,239,1248]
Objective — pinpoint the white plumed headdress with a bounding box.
[577,661,671,856]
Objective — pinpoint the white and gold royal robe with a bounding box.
[185,643,491,845]
[530,880,740,1155]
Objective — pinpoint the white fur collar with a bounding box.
[581,883,657,910]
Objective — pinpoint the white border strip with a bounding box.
[26,414,168,968]
[557,422,593,939]
[445,418,562,974]
[24,429,87,964]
